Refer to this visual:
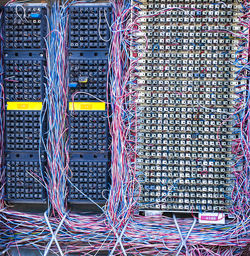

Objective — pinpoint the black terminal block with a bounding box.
[68,159,109,202]
[4,59,45,101]
[69,111,108,152]
[5,111,42,151]
[69,5,111,49]
[67,4,111,205]
[69,58,107,101]
[3,5,47,50]
[5,158,46,202]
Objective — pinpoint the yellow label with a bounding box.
[69,102,105,111]
[79,78,88,83]
[7,102,43,111]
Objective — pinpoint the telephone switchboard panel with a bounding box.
[68,4,111,203]
[136,0,242,213]
[3,5,47,203]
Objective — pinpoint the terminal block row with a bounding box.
[3,5,47,204]
[68,4,111,204]
[68,158,109,202]
[69,5,111,49]
[69,110,108,152]
[4,59,45,101]
[69,58,107,101]
[3,6,47,50]
[5,157,46,202]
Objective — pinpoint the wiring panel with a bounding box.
[3,4,47,202]
[136,0,243,213]
[69,5,111,50]
[68,4,111,203]
[69,58,108,101]
[0,1,249,255]
[5,156,46,202]
[4,59,45,101]
[3,5,47,50]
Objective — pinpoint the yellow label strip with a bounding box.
[69,102,105,111]
[7,102,43,111]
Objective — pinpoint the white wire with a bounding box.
[44,211,67,256]
[98,9,111,42]
[173,214,197,256]
[15,4,27,22]
[109,219,130,256]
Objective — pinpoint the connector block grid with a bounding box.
[4,59,45,101]
[5,111,42,151]
[3,6,47,50]
[6,159,45,201]
[69,110,108,152]
[69,160,109,202]
[69,5,111,50]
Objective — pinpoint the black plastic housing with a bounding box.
[5,153,46,202]
[3,6,47,50]
[69,58,108,101]
[3,5,47,204]
[69,5,111,50]
[4,58,45,101]
[67,4,111,204]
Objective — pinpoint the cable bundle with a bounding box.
[44,0,69,217]
[0,0,249,255]
[0,8,4,211]
[106,0,140,233]
[0,209,249,255]
[230,1,250,227]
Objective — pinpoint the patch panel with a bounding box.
[5,110,42,151]
[3,5,47,50]
[69,4,111,50]
[67,4,111,205]
[2,4,47,205]
[4,59,45,101]
[136,0,241,213]
[69,110,108,152]
[5,157,45,202]
[69,58,108,101]
[68,158,109,202]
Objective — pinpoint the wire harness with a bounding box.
[0,0,249,255]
